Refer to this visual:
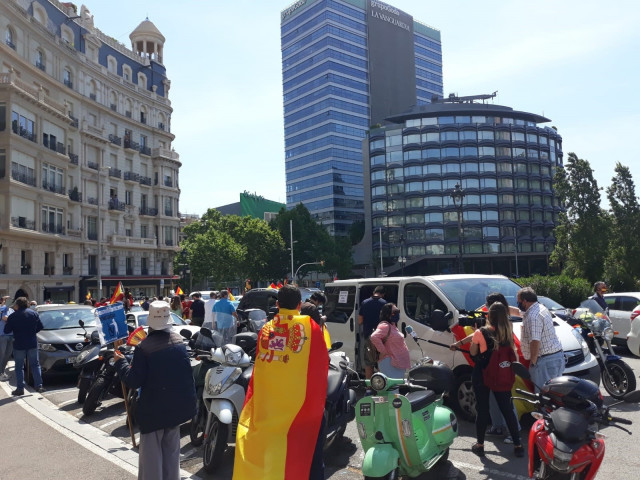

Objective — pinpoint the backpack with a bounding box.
[481,330,517,392]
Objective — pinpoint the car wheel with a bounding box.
[452,371,476,422]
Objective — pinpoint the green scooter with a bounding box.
[355,362,458,479]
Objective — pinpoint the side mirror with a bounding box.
[180,329,193,340]
[430,310,449,332]
[200,327,213,339]
[330,341,343,352]
[511,362,530,380]
[78,319,85,327]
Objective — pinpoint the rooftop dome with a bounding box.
[130,18,165,43]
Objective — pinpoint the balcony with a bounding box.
[42,222,65,235]
[124,139,140,151]
[89,93,97,101]
[108,134,122,146]
[152,147,180,162]
[35,61,45,71]
[12,124,36,142]
[68,114,79,129]
[110,104,117,112]
[67,228,81,238]
[63,266,74,275]
[139,206,158,216]
[108,199,126,211]
[108,167,122,179]
[139,145,151,156]
[64,79,73,89]
[124,171,140,182]
[164,178,174,187]
[158,122,165,130]
[164,209,174,217]
[165,239,174,246]
[11,217,36,230]
[11,169,36,186]
[109,235,157,248]
[68,189,82,202]
[87,161,99,170]
[87,197,98,206]
[139,176,152,186]
[68,152,79,165]
[21,265,31,275]
[42,180,66,195]
[87,232,98,241]
[44,265,55,275]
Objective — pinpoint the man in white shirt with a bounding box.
[203,291,217,329]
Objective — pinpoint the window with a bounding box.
[164,226,173,246]
[35,49,45,70]
[386,134,401,147]
[87,216,97,240]
[88,255,97,275]
[422,132,439,142]
[125,190,133,205]
[440,131,458,141]
[41,206,64,234]
[42,163,64,193]
[123,65,132,82]
[403,282,448,326]
[460,130,477,141]
[425,212,443,223]
[141,224,148,238]
[63,69,72,88]
[110,256,119,275]
[126,257,133,275]
[483,226,499,237]
[403,134,420,145]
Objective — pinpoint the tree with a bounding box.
[552,152,609,282]
[604,163,640,289]
[179,209,288,287]
[270,204,353,281]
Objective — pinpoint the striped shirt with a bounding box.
[520,302,562,360]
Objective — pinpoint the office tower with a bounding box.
[281,0,443,235]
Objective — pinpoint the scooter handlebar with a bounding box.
[515,388,538,399]
[609,416,633,425]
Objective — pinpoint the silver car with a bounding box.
[35,304,97,381]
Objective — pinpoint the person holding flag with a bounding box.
[110,282,124,304]
[233,285,329,480]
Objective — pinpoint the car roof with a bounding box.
[604,292,640,297]
[36,304,94,311]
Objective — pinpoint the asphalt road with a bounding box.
[4,349,640,480]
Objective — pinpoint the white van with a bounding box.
[324,274,600,420]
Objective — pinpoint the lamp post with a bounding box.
[288,219,298,283]
[294,261,324,283]
[514,235,519,277]
[450,183,465,274]
[398,234,406,276]
[379,227,384,277]
[544,243,550,275]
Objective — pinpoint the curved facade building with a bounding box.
[358,97,563,276]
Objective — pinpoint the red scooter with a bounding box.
[511,362,640,480]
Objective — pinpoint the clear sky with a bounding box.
[85,0,640,216]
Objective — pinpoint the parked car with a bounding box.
[190,291,218,301]
[33,304,97,383]
[236,288,279,319]
[627,305,640,357]
[125,311,200,338]
[603,292,640,345]
[538,296,572,321]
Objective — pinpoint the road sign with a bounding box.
[96,302,128,345]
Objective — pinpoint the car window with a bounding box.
[604,297,616,308]
[403,282,448,326]
[38,308,96,330]
[171,312,187,325]
[324,286,356,324]
[136,314,149,326]
[616,296,640,312]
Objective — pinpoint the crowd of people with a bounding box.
[1,279,596,480]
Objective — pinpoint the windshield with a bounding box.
[434,277,522,311]
[39,308,96,330]
[538,296,564,310]
[578,298,606,315]
[170,312,187,325]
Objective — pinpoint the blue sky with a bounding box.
[86,0,640,216]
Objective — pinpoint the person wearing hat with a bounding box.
[115,300,196,480]
[0,296,15,382]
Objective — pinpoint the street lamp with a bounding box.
[294,261,324,284]
[398,234,406,276]
[450,183,465,274]
[288,219,298,283]
[544,243,550,275]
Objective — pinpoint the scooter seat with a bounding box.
[405,389,437,412]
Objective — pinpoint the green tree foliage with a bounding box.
[604,163,640,290]
[270,204,353,280]
[515,275,592,308]
[553,153,610,282]
[179,209,287,286]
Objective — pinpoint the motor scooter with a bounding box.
[571,299,636,398]
[511,362,640,480]
[201,343,254,473]
[73,319,103,404]
[324,342,357,450]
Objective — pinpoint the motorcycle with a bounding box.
[201,342,254,473]
[233,308,267,359]
[571,298,636,398]
[354,365,457,479]
[186,327,224,447]
[324,342,357,450]
[511,362,640,480]
[82,344,135,416]
[73,320,103,404]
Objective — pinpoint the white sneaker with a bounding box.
[0,373,9,381]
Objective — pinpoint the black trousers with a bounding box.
[473,377,520,446]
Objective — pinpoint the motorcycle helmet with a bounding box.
[541,375,603,411]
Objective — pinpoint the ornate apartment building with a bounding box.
[0,0,181,302]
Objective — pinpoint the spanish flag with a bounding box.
[109,282,124,304]
[270,282,278,289]
[227,288,235,301]
[277,281,284,289]
[233,309,329,479]
[175,286,184,295]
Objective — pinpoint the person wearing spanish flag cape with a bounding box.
[233,285,329,480]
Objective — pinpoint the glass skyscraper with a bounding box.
[281,0,443,236]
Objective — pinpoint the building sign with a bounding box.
[282,0,307,20]
[370,1,410,32]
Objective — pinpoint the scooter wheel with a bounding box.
[189,395,206,447]
[364,468,398,480]
[83,377,107,416]
[602,359,637,399]
[202,416,228,473]
[77,377,91,404]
